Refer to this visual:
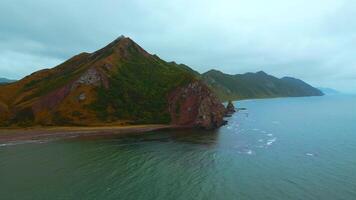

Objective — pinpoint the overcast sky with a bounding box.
[0,0,355,92]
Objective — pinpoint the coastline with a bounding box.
[0,124,180,143]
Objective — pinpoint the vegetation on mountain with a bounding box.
[88,46,195,124]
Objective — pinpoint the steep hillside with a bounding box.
[0,36,226,128]
[202,70,323,101]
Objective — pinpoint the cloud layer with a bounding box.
[0,0,355,92]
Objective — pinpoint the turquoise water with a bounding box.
[1,95,356,200]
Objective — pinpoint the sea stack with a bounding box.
[226,100,236,114]
[168,81,227,129]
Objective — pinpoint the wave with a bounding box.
[0,140,49,148]
[238,149,255,155]
[266,137,277,146]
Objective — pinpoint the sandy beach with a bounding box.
[0,125,179,143]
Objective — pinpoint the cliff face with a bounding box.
[168,81,226,129]
[0,36,226,129]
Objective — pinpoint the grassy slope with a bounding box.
[90,48,195,124]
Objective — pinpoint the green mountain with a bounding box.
[0,36,226,128]
[202,70,324,101]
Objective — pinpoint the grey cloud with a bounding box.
[0,0,355,93]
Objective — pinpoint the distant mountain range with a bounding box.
[0,78,15,84]
[318,87,340,95]
[202,70,323,101]
[0,36,323,127]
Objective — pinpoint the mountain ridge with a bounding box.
[318,87,340,95]
[202,69,323,101]
[0,78,16,84]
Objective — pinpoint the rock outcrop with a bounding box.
[168,81,227,129]
[226,100,236,114]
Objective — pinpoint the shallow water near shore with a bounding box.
[1,95,356,200]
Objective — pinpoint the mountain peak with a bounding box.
[116,35,126,40]
[91,35,149,59]
[111,35,130,45]
[204,69,224,75]
[106,35,134,48]
[256,70,267,75]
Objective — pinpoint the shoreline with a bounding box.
[0,124,182,143]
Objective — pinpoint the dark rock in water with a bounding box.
[168,81,227,129]
[226,100,236,114]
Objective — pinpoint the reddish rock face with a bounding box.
[32,84,72,114]
[168,81,227,129]
[32,67,107,115]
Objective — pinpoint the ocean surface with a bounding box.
[1,95,356,200]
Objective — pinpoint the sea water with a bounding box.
[0,95,355,200]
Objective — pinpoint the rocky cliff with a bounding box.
[168,81,226,129]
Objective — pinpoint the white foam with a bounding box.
[258,139,264,142]
[267,134,273,137]
[0,142,24,147]
[260,131,267,134]
[306,153,314,157]
[238,149,255,155]
[252,128,260,131]
[213,153,217,159]
[266,137,277,146]
[0,140,49,148]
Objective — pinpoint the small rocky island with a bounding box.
[226,100,236,114]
